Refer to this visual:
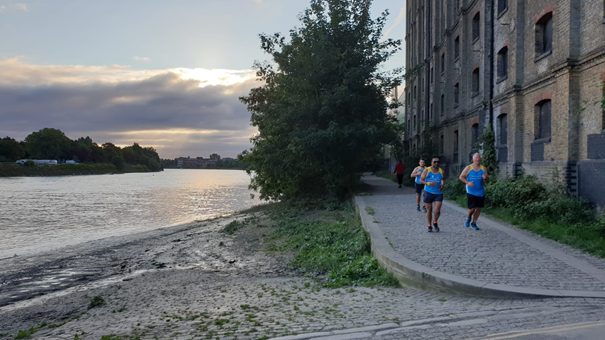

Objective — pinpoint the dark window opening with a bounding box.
[440,94,445,115]
[498,114,508,145]
[454,36,460,59]
[454,130,459,162]
[441,53,445,74]
[535,99,552,140]
[472,68,480,94]
[535,12,553,57]
[497,47,508,80]
[498,0,508,15]
[454,83,460,106]
[471,123,479,146]
[472,12,481,41]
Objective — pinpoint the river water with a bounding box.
[0,169,262,258]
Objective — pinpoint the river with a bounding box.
[0,169,262,258]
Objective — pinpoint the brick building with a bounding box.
[404,0,605,206]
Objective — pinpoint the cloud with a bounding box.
[0,3,29,13]
[0,59,260,158]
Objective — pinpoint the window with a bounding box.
[535,99,552,140]
[472,12,481,41]
[441,53,445,74]
[413,115,417,131]
[472,68,480,94]
[497,47,508,80]
[454,130,459,161]
[498,114,508,145]
[440,94,445,115]
[454,36,460,59]
[454,83,460,106]
[430,67,434,83]
[535,12,553,57]
[498,0,508,15]
[471,123,479,146]
[440,135,444,154]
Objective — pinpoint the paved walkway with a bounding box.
[355,175,605,298]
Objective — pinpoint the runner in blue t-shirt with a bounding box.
[420,157,445,233]
[410,159,426,212]
[458,152,490,230]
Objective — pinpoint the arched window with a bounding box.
[535,99,552,140]
[535,12,553,57]
[497,46,508,80]
[472,123,479,146]
[454,130,459,162]
[440,93,445,115]
[454,83,460,106]
[498,0,508,15]
[498,114,508,145]
[454,36,460,59]
[472,12,481,41]
[472,68,480,94]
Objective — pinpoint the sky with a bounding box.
[0,0,406,159]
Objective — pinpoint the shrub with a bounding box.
[486,176,546,209]
[443,179,465,199]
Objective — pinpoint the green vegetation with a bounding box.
[0,128,162,176]
[88,295,106,309]
[239,0,402,200]
[444,176,605,258]
[262,200,399,287]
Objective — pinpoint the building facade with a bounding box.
[404,0,605,205]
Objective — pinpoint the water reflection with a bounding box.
[0,169,260,258]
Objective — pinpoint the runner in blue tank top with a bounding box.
[420,157,445,232]
[410,159,426,212]
[458,153,490,230]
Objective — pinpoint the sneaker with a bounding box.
[427,226,433,232]
[422,206,427,213]
[416,205,421,212]
[471,222,480,231]
[433,223,440,232]
[464,219,471,228]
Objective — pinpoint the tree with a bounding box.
[240,0,401,200]
[0,137,25,161]
[24,128,72,160]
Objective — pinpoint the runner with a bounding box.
[458,152,489,231]
[410,159,427,212]
[420,157,445,232]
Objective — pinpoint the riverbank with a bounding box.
[0,163,161,177]
[3,202,605,339]
[0,201,394,339]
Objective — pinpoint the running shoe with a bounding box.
[416,205,421,212]
[464,219,471,228]
[427,226,433,232]
[471,222,480,231]
[433,223,440,232]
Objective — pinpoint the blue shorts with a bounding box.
[423,192,443,203]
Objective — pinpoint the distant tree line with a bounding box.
[0,128,162,172]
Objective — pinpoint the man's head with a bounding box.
[419,159,425,166]
[472,152,481,164]
[431,157,440,169]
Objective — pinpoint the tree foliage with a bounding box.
[240,0,401,200]
[0,128,161,171]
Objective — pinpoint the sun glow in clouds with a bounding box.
[0,58,256,88]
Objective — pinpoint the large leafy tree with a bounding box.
[240,0,401,200]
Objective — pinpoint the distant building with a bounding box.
[404,0,605,206]
[175,156,218,169]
